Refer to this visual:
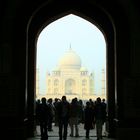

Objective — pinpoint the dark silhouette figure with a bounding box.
[39,97,51,140]
[95,97,107,140]
[102,99,107,113]
[53,98,60,126]
[47,98,55,131]
[78,99,84,124]
[69,98,80,137]
[57,96,70,140]
[102,98,107,125]
[84,101,95,139]
[35,99,41,126]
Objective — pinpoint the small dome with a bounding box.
[58,47,81,69]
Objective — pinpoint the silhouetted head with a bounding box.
[74,97,78,102]
[86,101,90,107]
[96,97,101,103]
[102,98,105,102]
[89,98,92,102]
[41,97,46,104]
[79,99,83,104]
[48,98,53,103]
[71,98,76,104]
[54,98,58,102]
[62,96,66,102]
[36,99,40,104]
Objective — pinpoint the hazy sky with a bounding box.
[37,14,106,94]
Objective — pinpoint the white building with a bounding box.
[45,47,96,100]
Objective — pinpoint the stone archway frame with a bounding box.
[27,0,116,137]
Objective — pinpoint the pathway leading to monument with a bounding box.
[27,123,115,140]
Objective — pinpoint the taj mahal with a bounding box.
[36,47,106,101]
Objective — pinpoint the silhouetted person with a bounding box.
[84,101,95,139]
[102,99,107,114]
[53,98,60,126]
[95,97,107,140]
[39,97,51,140]
[69,98,80,137]
[78,99,84,124]
[47,98,55,131]
[57,96,70,140]
[35,99,41,126]
[101,98,107,135]
[89,98,95,108]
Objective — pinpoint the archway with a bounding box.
[65,79,76,95]
[26,0,116,138]
[36,14,106,101]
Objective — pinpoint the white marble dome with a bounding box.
[58,47,81,69]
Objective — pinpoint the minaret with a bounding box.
[90,71,95,95]
[101,68,106,98]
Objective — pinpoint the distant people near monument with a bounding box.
[69,98,80,137]
[84,101,95,139]
[35,99,41,126]
[102,98,107,113]
[78,99,84,124]
[94,97,107,140]
[53,98,60,126]
[39,97,51,140]
[47,98,55,131]
[57,96,70,140]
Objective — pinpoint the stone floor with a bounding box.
[27,123,115,140]
[28,137,114,140]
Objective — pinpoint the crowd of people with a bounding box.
[35,96,107,140]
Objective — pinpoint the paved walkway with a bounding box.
[28,123,115,140]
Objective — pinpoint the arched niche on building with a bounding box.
[65,79,76,94]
